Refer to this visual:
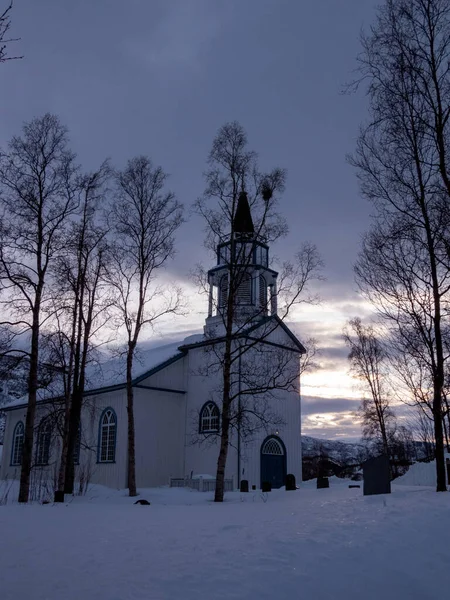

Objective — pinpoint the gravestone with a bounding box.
[54,491,64,503]
[317,477,329,489]
[285,473,296,491]
[261,481,272,492]
[252,484,256,490]
[362,455,391,496]
[240,479,249,493]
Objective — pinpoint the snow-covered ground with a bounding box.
[0,479,449,600]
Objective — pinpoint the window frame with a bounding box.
[199,401,220,434]
[35,418,52,466]
[97,407,117,464]
[10,421,24,466]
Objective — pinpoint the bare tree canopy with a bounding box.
[0,114,80,502]
[350,0,450,491]
[107,156,184,497]
[343,318,396,461]
[195,122,322,502]
[0,2,22,63]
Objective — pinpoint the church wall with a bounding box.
[133,386,185,487]
[183,345,238,484]
[182,328,303,490]
[137,355,185,390]
[78,389,128,489]
[0,390,129,491]
[1,408,22,481]
[239,385,302,489]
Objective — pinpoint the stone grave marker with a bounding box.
[363,455,391,496]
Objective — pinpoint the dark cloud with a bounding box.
[0,0,381,440]
[302,395,360,416]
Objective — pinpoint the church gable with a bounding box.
[133,352,186,392]
[242,316,306,354]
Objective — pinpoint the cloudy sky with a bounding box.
[1,0,381,440]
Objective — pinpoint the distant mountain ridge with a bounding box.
[302,435,368,464]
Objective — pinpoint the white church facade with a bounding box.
[0,193,305,492]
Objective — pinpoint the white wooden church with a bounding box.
[0,193,305,491]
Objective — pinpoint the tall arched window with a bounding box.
[11,421,24,466]
[236,272,252,304]
[199,402,220,433]
[98,408,117,463]
[35,418,52,466]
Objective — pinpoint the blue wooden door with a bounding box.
[260,437,286,489]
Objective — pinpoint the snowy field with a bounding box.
[0,478,449,600]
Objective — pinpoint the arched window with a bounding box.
[261,437,284,456]
[11,421,24,466]
[98,408,117,463]
[236,272,252,304]
[219,275,228,308]
[259,275,267,311]
[199,402,220,433]
[35,418,52,466]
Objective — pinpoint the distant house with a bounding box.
[0,195,305,491]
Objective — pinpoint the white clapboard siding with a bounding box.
[133,386,185,487]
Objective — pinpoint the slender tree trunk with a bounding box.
[57,397,71,491]
[428,238,447,491]
[214,337,232,502]
[433,385,447,491]
[18,295,41,503]
[443,414,449,454]
[127,343,137,497]
[64,387,83,494]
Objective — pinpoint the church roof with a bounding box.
[3,321,305,412]
[180,315,306,354]
[233,191,254,234]
[3,335,203,410]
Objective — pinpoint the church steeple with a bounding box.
[233,191,254,234]
[204,193,278,336]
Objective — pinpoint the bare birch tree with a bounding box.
[349,0,450,491]
[195,122,322,502]
[46,162,111,495]
[107,156,183,497]
[0,114,79,502]
[343,318,396,460]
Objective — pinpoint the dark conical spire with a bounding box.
[233,191,254,234]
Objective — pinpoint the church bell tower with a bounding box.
[204,191,279,336]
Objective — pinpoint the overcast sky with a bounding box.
[1,0,382,440]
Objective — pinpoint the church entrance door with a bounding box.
[260,436,286,489]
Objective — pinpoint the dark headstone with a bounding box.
[240,479,249,493]
[362,455,391,496]
[349,485,360,489]
[54,491,65,503]
[317,477,329,489]
[252,484,256,490]
[134,499,151,505]
[261,481,272,493]
[285,473,296,491]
